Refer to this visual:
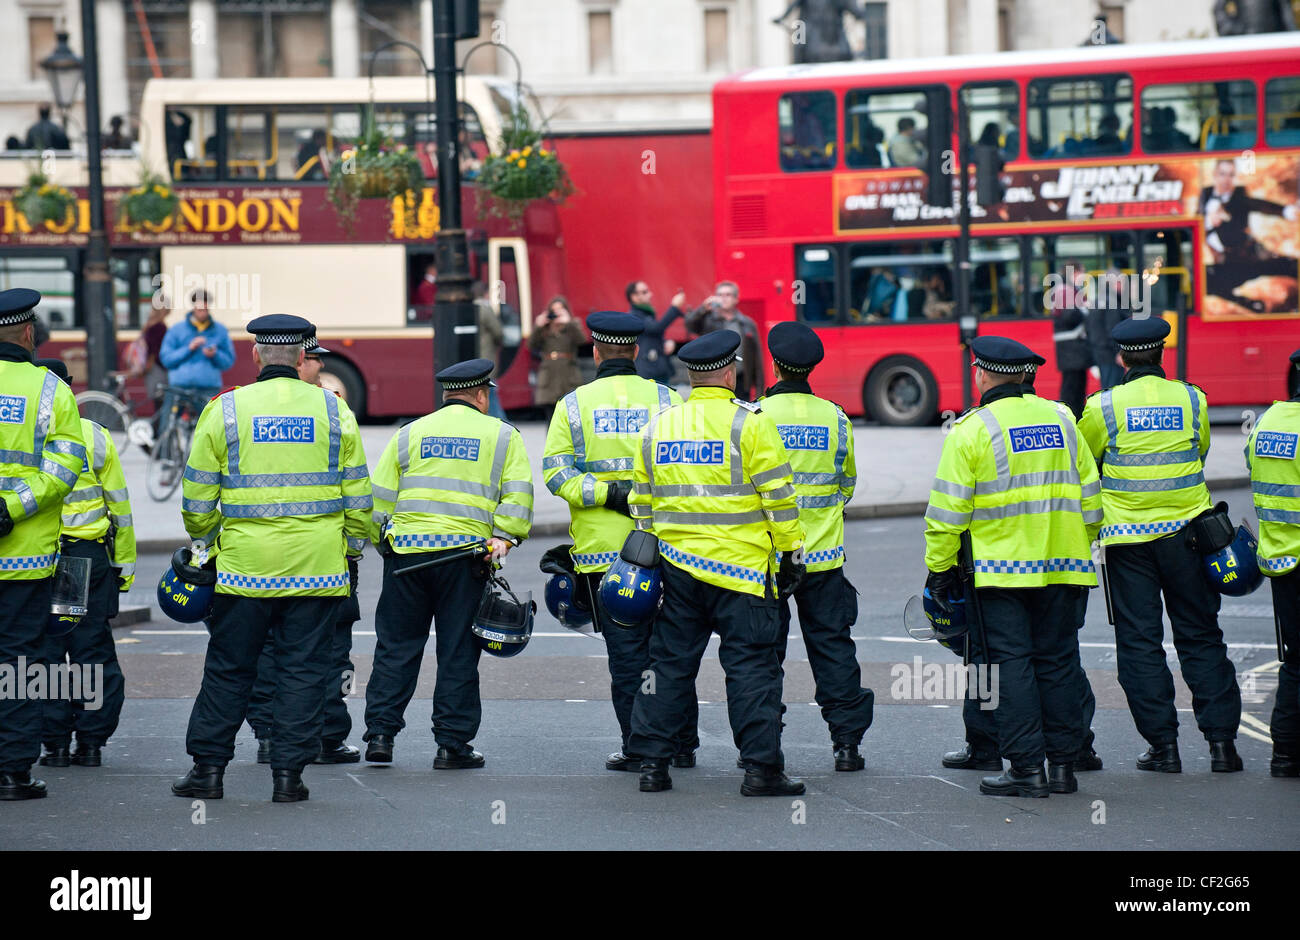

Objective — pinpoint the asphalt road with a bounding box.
[3,488,1296,851]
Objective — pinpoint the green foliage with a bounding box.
[120,167,179,227]
[14,170,75,226]
[478,104,573,223]
[327,105,426,232]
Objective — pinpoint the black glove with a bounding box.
[347,555,360,595]
[925,567,961,613]
[0,500,12,539]
[777,549,806,600]
[604,480,633,518]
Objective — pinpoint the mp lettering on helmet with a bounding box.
[1008,424,1065,453]
[593,408,649,436]
[655,440,725,464]
[777,424,829,451]
[0,395,28,424]
[1126,406,1184,432]
[252,415,316,443]
[421,436,481,460]
[1254,431,1298,459]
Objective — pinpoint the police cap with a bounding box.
[303,324,330,355]
[1111,316,1170,351]
[1025,352,1047,373]
[587,311,644,345]
[0,288,41,327]
[247,314,310,345]
[436,358,496,390]
[677,330,742,372]
[767,321,824,373]
[970,335,1039,374]
[35,358,70,385]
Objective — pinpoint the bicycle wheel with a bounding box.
[75,391,132,456]
[146,424,186,502]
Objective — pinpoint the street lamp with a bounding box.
[40,31,84,131]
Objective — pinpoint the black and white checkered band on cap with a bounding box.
[1115,338,1165,351]
[246,314,310,345]
[685,352,742,371]
[590,329,636,345]
[772,359,813,374]
[973,357,1029,374]
[0,288,41,326]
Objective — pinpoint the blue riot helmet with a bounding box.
[472,575,535,658]
[540,544,595,632]
[599,530,663,628]
[157,547,217,623]
[1204,524,1263,597]
[904,589,968,654]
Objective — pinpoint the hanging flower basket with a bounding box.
[327,106,425,233]
[120,167,179,227]
[14,171,75,227]
[478,104,573,223]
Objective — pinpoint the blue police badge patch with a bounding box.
[0,395,27,424]
[655,440,725,464]
[1255,431,1298,460]
[421,436,481,460]
[252,416,315,443]
[1008,424,1065,453]
[777,425,829,451]
[1126,406,1183,432]
[593,408,649,435]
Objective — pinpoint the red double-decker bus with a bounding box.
[713,33,1300,423]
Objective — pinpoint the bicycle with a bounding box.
[146,386,211,502]
[74,373,155,457]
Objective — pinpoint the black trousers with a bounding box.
[248,611,357,746]
[0,577,51,773]
[1108,527,1241,744]
[978,585,1088,768]
[364,553,487,748]
[580,572,698,757]
[41,538,125,747]
[1059,370,1088,420]
[629,563,785,768]
[185,593,340,771]
[962,586,1097,758]
[777,567,874,746]
[1270,568,1300,750]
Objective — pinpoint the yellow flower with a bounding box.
[539,148,550,157]
[522,145,532,156]
[517,159,526,169]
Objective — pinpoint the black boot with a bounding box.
[1209,740,1243,773]
[256,738,271,764]
[1048,762,1078,793]
[834,743,865,772]
[171,764,224,799]
[314,742,361,764]
[434,745,485,769]
[671,750,696,768]
[272,769,309,802]
[0,772,47,801]
[1137,742,1181,773]
[39,745,70,767]
[364,734,394,763]
[72,742,102,767]
[639,759,672,792]
[741,766,806,797]
[1271,745,1300,778]
[980,764,1049,798]
[605,752,640,772]
[942,744,1002,771]
[1074,747,1103,772]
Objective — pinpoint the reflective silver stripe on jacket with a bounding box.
[61,507,107,527]
[653,509,767,526]
[221,392,240,473]
[1252,481,1300,499]
[221,499,345,518]
[750,463,792,487]
[91,423,108,473]
[32,370,59,457]
[66,485,103,503]
[729,406,749,486]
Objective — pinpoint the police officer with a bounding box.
[0,289,85,800]
[172,314,372,802]
[542,312,699,771]
[1079,318,1243,773]
[36,359,133,768]
[246,323,362,764]
[363,359,533,768]
[627,331,807,796]
[925,336,1101,797]
[761,322,873,771]
[1244,347,1300,778]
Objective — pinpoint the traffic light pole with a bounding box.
[431,0,478,408]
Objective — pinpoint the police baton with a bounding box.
[1276,606,1288,664]
[958,530,990,669]
[1092,540,1115,626]
[394,543,489,577]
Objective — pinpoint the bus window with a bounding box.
[794,246,837,323]
[110,253,160,329]
[779,92,837,172]
[962,83,1020,162]
[845,89,932,170]
[276,107,342,181]
[166,106,220,181]
[375,101,488,179]
[1028,74,1133,159]
[1140,81,1255,153]
[0,254,76,329]
[225,108,272,180]
[1265,76,1300,148]
[1029,233,1136,317]
[970,237,1023,318]
[847,240,952,323]
[1140,229,1193,316]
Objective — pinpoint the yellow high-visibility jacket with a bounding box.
[1245,398,1300,576]
[62,418,137,587]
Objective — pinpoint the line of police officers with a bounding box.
[2,286,1296,803]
